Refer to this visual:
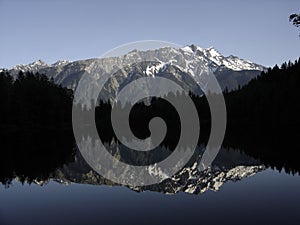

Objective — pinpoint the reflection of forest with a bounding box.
[0,130,75,187]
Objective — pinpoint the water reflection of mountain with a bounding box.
[51,143,265,195]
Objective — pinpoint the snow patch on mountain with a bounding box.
[145,62,167,76]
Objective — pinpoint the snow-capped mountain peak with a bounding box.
[179,45,264,71]
[181,46,195,54]
[11,59,48,73]
[205,47,222,57]
[51,60,70,67]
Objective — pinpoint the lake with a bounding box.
[1,147,299,225]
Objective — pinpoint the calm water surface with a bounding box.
[1,150,300,225]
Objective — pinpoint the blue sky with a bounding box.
[0,0,299,68]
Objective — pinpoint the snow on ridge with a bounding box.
[206,47,222,58]
[145,62,167,76]
[51,60,71,67]
[11,59,48,71]
[181,46,194,54]
[179,45,264,72]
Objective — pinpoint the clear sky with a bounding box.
[0,0,299,68]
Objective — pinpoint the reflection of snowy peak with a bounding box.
[38,147,265,195]
[160,163,264,194]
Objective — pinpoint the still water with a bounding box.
[0,148,300,225]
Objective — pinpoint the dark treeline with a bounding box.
[225,59,300,136]
[0,129,75,187]
[95,96,189,150]
[0,71,73,130]
[0,71,75,186]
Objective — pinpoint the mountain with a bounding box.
[6,45,265,104]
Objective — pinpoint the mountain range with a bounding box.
[3,45,265,104]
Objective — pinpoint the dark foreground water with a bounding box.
[1,147,300,225]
